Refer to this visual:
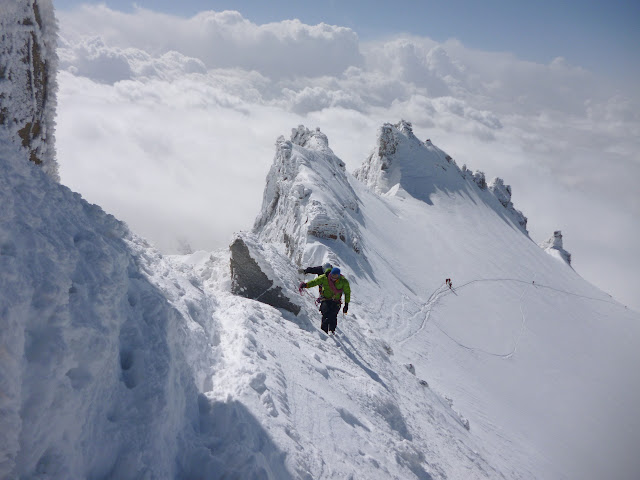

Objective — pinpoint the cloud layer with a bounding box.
[55,5,640,311]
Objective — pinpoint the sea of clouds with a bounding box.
[54,5,640,311]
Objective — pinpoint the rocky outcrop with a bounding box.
[488,177,528,232]
[230,233,302,315]
[0,0,58,180]
[353,121,412,195]
[290,125,332,152]
[253,126,362,264]
[540,230,572,266]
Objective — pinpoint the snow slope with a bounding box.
[347,136,640,479]
[2,118,640,479]
[239,122,640,479]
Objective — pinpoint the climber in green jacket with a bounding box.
[299,267,350,334]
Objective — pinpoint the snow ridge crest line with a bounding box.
[354,120,528,233]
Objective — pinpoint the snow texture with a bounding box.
[0,0,59,180]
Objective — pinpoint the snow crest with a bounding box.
[540,230,572,266]
[355,120,528,233]
[253,125,363,265]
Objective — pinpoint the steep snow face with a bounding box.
[0,130,223,478]
[0,0,58,180]
[540,230,572,265]
[253,125,363,265]
[354,120,528,233]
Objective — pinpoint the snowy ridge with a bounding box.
[355,120,528,233]
[253,125,363,265]
[0,120,497,479]
[0,0,59,180]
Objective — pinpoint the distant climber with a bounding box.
[299,267,351,334]
[446,278,453,289]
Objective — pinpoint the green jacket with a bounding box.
[306,274,351,304]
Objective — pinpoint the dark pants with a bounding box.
[320,300,341,333]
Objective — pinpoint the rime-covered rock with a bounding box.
[473,171,487,189]
[540,230,572,266]
[253,125,362,265]
[0,0,58,180]
[353,123,401,194]
[489,177,528,232]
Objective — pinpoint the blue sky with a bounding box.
[53,0,640,86]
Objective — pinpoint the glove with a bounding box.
[298,282,307,293]
[298,268,306,274]
[343,303,349,314]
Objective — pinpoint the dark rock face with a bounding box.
[230,236,301,315]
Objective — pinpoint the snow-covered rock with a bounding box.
[355,120,528,233]
[253,125,363,265]
[540,230,572,266]
[488,177,528,232]
[0,0,58,180]
[472,170,487,189]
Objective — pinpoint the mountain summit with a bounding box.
[355,120,528,233]
[253,125,363,264]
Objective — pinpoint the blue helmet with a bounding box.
[330,267,341,276]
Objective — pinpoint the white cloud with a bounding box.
[58,5,363,78]
[282,86,365,114]
[54,5,640,311]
